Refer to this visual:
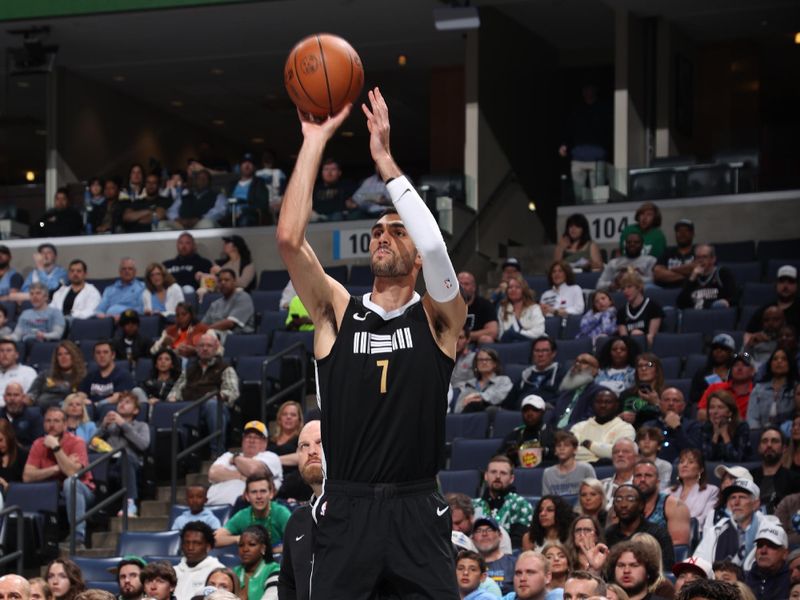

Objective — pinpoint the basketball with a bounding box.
[284,33,364,118]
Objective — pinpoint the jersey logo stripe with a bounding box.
[352,327,413,355]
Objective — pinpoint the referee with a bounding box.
[276,87,466,599]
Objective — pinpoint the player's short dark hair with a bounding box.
[245,471,275,492]
[140,561,177,587]
[69,259,88,272]
[456,550,486,573]
[375,207,399,222]
[180,520,215,549]
[554,430,578,448]
[532,335,557,353]
[566,571,606,596]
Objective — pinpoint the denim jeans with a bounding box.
[62,478,95,541]
[201,397,230,455]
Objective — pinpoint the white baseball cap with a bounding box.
[755,520,789,548]
[722,478,760,501]
[521,395,546,411]
[714,465,754,482]
[777,265,797,280]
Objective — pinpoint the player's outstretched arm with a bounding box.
[362,88,466,354]
[276,107,352,337]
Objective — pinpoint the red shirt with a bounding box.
[698,380,753,418]
[26,431,95,490]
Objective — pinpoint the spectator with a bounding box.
[630,532,676,598]
[489,257,523,306]
[775,492,800,548]
[553,213,603,273]
[167,169,226,229]
[351,168,391,216]
[496,274,545,342]
[605,540,665,600]
[112,310,153,365]
[215,473,291,551]
[690,333,735,405]
[677,244,737,310]
[140,561,177,600]
[616,271,663,347]
[547,353,602,429]
[233,525,279,600]
[28,341,87,410]
[595,336,639,395]
[207,420,282,506]
[163,232,214,293]
[116,555,146,600]
[36,188,83,238]
[24,407,95,549]
[255,149,287,215]
[80,340,136,405]
[712,560,745,583]
[620,353,665,428]
[746,265,799,345]
[744,306,785,369]
[268,400,304,498]
[653,218,697,287]
[471,517,516,595]
[28,578,51,600]
[747,348,796,429]
[701,389,751,462]
[643,387,701,465]
[311,157,356,221]
[506,550,551,600]
[62,392,96,444]
[168,333,240,454]
[89,178,120,234]
[669,448,719,529]
[518,337,568,407]
[744,521,791,600]
[571,388,636,463]
[142,262,184,317]
[698,352,755,422]
[563,571,607,600]
[95,391,150,517]
[542,431,596,495]
[120,172,171,233]
[496,394,556,468]
[20,244,68,296]
[635,427,672,490]
[601,438,639,510]
[200,269,256,336]
[0,418,28,494]
[285,294,314,331]
[567,515,608,574]
[790,547,800,584]
[151,302,208,359]
[449,492,476,537]
[121,163,146,200]
[174,521,224,600]
[676,580,743,600]
[7,281,65,342]
[597,233,658,291]
[521,496,575,552]
[49,260,101,321]
[472,455,533,548]
[0,339,37,398]
[451,325,477,388]
[206,567,240,596]
[222,153,270,227]
[46,558,86,600]
[752,427,800,514]
[455,550,496,600]
[454,349,513,413]
[577,290,617,342]
[576,480,607,525]
[783,412,800,471]
[540,261,585,318]
[197,236,256,299]
[0,381,43,449]
[633,459,691,546]
[605,486,675,570]
[619,202,667,259]
[542,544,570,594]
[96,258,146,319]
[760,324,800,382]
[172,485,222,531]
[0,307,10,339]
[459,271,499,344]
[0,245,23,301]
[141,348,182,406]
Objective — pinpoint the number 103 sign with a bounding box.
[333,228,372,260]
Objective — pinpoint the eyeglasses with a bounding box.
[637,361,655,368]
[476,357,495,363]
[574,527,595,534]
[731,352,752,365]
[613,495,639,504]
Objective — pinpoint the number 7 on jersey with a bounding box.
[376,359,389,394]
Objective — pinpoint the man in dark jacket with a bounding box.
[36,188,83,237]
[496,394,556,467]
[752,427,800,514]
[163,232,213,292]
[744,521,791,600]
[545,354,601,429]
[0,382,43,450]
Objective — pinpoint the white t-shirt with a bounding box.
[0,364,38,405]
[206,450,283,505]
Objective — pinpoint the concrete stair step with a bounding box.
[141,500,171,518]
[109,516,169,532]
[91,530,119,550]
[59,546,117,559]
[156,486,187,503]
[186,472,208,486]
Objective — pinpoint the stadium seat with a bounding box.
[683,354,707,379]
[150,401,201,430]
[215,554,241,569]
[135,358,152,383]
[73,557,119,582]
[0,301,16,323]
[138,315,163,340]
[651,333,703,359]
[574,271,601,291]
[481,341,531,366]
[720,261,761,286]
[544,317,560,340]
[554,338,592,361]
[324,265,348,284]
[168,504,232,528]
[235,356,267,382]
[594,465,615,480]
[648,287,680,309]
[664,379,691,402]
[224,334,269,358]
[561,494,579,507]
[714,241,756,263]
[450,439,501,471]
[504,364,527,390]
[270,330,314,356]
[5,481,59,515]
[117,531,181,556]
[446,413,490,443]
[660,357,681,379]
[257,269,290,291]
[492,409,522,439]
[78,340,97,363]
[741,283,773,307]
[349,265,373,286]
[680,308,737,337]
[561,315,582,340]
[513,469,545,496]
[629,169,674,201]
[674,545,690,563]
[660,308,678,333]
[141,555,181,566]
[738,305,759,331]
[25,341,59,368]
[680,165,733,197]
[88,278,118,293]
[68,318,114,341]
[524,275,549,297]
[257,310,290,337]
[757,238,800,262]
[437,470,482,496]
[251,290,282,313]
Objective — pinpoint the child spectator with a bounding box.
[455,550,495,600]
[172,485,222,531]
[577,290,617,342]
[635,426,672,490]
[542,431,596,496]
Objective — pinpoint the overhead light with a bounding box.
[25,170,35,182]
[170,100,184,107]
[210,68,224,76]
[528,201,536,212]
[397,54,407,67]
[112,75,126,82]
[212,119,225,126]
[433,6,480,31]
[795,32,800,44]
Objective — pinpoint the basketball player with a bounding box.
[276,87,466,600]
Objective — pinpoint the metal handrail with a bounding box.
[261,341,308,423]
[69,448,129,554]
[169,391,221,506]
[0,505,24,573]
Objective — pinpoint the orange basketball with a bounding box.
[284,33,364,118]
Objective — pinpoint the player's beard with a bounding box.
[371,248,416,278]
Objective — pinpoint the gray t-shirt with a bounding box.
[201,289,255,333]
[542,461,596,496]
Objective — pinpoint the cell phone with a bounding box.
[639,384,652,393]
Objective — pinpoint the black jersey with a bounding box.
[315,294,454,483]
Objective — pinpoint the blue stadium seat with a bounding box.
[0,301,16,323]
[741,283,773,307]
[138,315,163,340]
[25,341,59,368]
[349,265,373,286]
[481,341,532,366]
[251,290,282,313]
[73,557,119,582]
[664,378,691,402]
[224,334,269,358]
[661,308,678,333]
[324,265,348,284]
[680,308,737,337]
[561,494,579,507]
[648,287,680,309]
[561,315,583,340]
[513,469,545,496]
[78,339,97,363]
[594,465,615,480]
[258,269,290,291]
[714,241,756,263]
[651,333,703,359]
[150,401,201,430]
[720,262,761,286]
[236,356,267,382]
[437,470,482,496]
[554,338,592,361]
[683,354,707,379]
[504,364,528,390]
[660,357,681,379]
[215,554,240,569]
[574,271,601,291]
[198,293,222,317]
[492,409,523,439]
[117,531,181,556]
[544,317,560,340]
[68,318,114,341]
[135,358,152,383]
[88,278,118,293]
[446,413,490,443]
[674,545,690,563]
[450,439,501,471]
[738,305,759,331]
[757,238,800,262]
[141,555,181,566]
[257,310,289,338]
[5,481,59,515]
[270,331,314,356]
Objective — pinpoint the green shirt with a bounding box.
[234,560,280,600]
[619,225,667,259]
[285,295,314,331]
[225,502,292,546]
[472,492,533,530]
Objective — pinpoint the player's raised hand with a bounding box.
[298,104,352,143]
[362,87,391,162]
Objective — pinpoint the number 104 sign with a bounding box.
[333,228,372,260]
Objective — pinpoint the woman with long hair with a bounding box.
[576,478,607,524]
[122,163,146,200]
[630,532,674,599]
[454,349,513,413]
[496,274,544,342]
[62,392,96,444]
[150,302,209,358]
[29,341,87,410]
[577,290,617,342]
[670,448,719,529]
[553,213,603,272]
[206,568,241,596]
[0,419,27,493]
[142,262,184,317]
[141,348,182,406]
[233,525,279,600]
[269,400,304,456]
[539,261,585,318]
[197,235,255,298]
[619,353,664,426]
[747,348,797,429]
[701,389,751,461]
[595,336,639,395]
[46,558,86,600]
[616,270,663,348]
[542,541,572,590]
[521,495,575,551]
[567,515,607,575]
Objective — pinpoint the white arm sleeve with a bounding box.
[386,176,459,303]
